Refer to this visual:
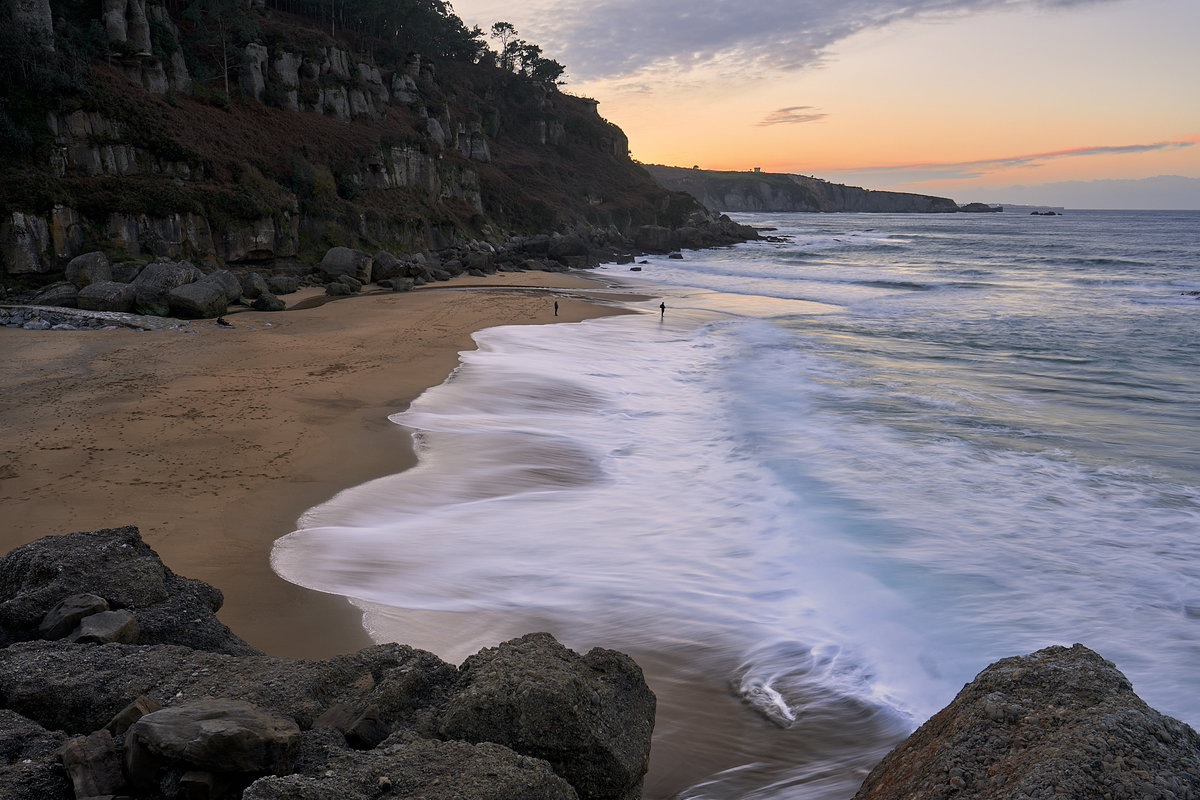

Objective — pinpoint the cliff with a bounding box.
[0,0,750,292]
[644,164,963,213]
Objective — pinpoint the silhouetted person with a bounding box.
[554,300,559,316]
[659,302,666,318]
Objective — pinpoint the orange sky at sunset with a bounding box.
[452,0,1199,208]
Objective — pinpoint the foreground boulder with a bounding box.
[854,643,1200,800]
[0,525,256,654]
[244,729,578,800]
[441,632,655,800]
[0,526,656,800]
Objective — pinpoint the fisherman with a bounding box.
[659,302,666,318]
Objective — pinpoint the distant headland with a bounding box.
[644,165,1002,214]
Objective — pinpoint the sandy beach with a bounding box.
[0,270,633,659]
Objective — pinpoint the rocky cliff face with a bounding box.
[644,165,962,213]
[0,0,732,285]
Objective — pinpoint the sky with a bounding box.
[450,0,1200,208]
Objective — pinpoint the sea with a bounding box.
[272,209,1200,799]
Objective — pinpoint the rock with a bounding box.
[0,709,72,800]
[241,271,270,300]
[634,225,674,254]
[132,260,201,316]
[854,643,1200,800]
[125,699,300,792]
[440,633,655,800]
[325,282,354,297]
[244,730,578,800]
[31,282,78,308]
[64,251,112,287]
[37,593,109,640]
[76,280,135,312]
[313,703,390,749]
[0,638,455,737]
[58,729,125,798]
[207,269,244,303]
[0,525,254,655]
[104,695,164,739]
[252,292,286,311]
[266,275,299,295]
[371,250,405,281]
[317,246,373,284]
[111,260,145,283]
[66,608,139,644]
[168,278,229,319]
[335,274,363,291]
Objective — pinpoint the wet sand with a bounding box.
[0,271,631,658]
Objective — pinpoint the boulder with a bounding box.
[66,608,139,644]
[30,282,78,308]
[267,275,300,295]
[0,638,455,737]
[76,280,135,312]
[440,633,655,800]
[37,593,109,640]
[317,246,373,284]
[325,282,354,297]
[854,643,1200,800]
[58,729,125,798]
[252,292,286,311]
[0,709,72,800]
[241,271,270,300]
[371,250,405,281]
[0,525,254,655]
[169,278,229,318]
[132,260,202,316]
[207,269,244,303]
[111,260,145,283]
[125,700,300,791]
[244,729,578,800]
[64,251,112,287]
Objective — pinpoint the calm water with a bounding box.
[274,210,1200,798]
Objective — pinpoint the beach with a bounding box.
[0,270,630,659]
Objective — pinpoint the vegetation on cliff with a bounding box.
[1,0,721,275]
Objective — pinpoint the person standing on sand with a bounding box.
[554,300,559,316]
[660,302,666,318]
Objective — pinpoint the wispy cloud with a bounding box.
[521,0,1117,81]
[758,106,828,126]
[830,136,1200,181]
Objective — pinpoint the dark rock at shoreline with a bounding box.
[0,526,656,800]
[0,525,256,655]
[442,633,655,800]
[854,643,1200,800]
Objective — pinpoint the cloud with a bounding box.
[825,136,1200,183]
[758,106,828,126]
[519,0,1116,81]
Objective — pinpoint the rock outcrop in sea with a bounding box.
[0,526,655,800]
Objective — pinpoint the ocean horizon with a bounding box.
[274,208,1200,799]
